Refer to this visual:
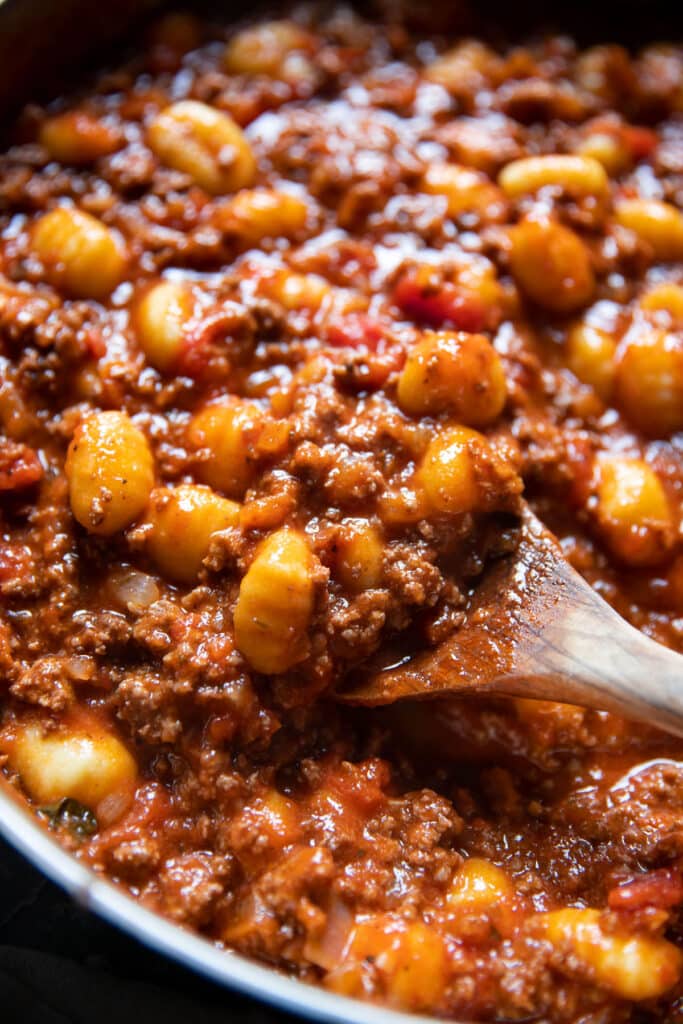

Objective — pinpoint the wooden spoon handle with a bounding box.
[506,550,683,736]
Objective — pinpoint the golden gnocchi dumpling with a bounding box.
[533,908,682,1001]
[422,163,506,220]
[566,321,617,400]
[397,330,506,425]
[40,111,121,164]
[335,519,384,593]
[615,327,683,436]
[234,528,317,674]
[66,411,155,535]
[446,858,517,938]
[31,206,126,300]
[146,484,240,583]
[148,100,256,194]
[188,400,267,499]
[8,718,137,816]
[217,188,309,244]
[134,279,196,372]
[328,916,448,1012]
[499,154,608,200]
[615,199,683,260]
[508,217,595,314]
[223,20,314,80]
[418,426,487,515]
[594,457,675,567]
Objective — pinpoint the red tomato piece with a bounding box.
[621,125,658,161]
[326,758,391,813]
[82,781,171,863]
[83,328,107,360]
[325,313,385,351]
[393,272,487,332]
[608,867,683,911]
[0,442,43,492]
[178,303,245,378]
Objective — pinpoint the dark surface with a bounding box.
[0,835,298,1024]
[0,0,165,120]
[1,0,682,122]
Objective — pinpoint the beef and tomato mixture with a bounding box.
[1,6,683,1020]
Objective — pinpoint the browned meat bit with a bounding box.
[9,656,77,711]
[0,438,42,491]
[156,851,234,926]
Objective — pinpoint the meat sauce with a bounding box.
[1,6,683,1020]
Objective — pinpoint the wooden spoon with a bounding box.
[340,505,683,737]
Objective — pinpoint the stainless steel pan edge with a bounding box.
[0,780,441,1024]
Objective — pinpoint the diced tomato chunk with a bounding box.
[367,346,406,388]
[323,758,390,814]
[178,304,245,378]
[621,125,658,161]
[393,272,487,332]
[333,343,405,391]
[608,868,683,911]
[81,781,171,864]
[83,328,107,360]
[0,442,43,492]
[325,313,385,351]
[326,313,405,390]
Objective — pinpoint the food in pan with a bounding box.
[1,6,683,1019]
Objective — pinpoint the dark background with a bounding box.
[1,0,682,121]
[0,835,298,1024]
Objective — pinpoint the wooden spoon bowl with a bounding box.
[340,505,683,737]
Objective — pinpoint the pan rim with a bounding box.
[0,777,446,1024]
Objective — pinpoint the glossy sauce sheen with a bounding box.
[1,8,683,1020]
